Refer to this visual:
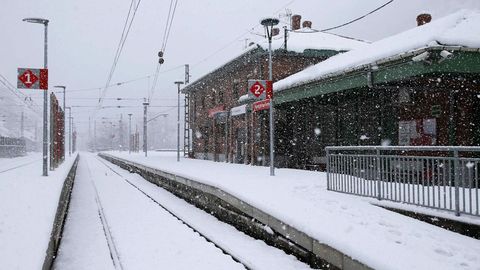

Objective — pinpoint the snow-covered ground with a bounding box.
[105,151,480,270]
[0,152,41,173]
[0,153,78,270]
[56,153,310,269]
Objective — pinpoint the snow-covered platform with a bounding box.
[0,153,79,270]
[102,151,480,270]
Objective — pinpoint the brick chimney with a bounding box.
[417,13,432,26]
[272,28,280,36]
[291,14,301,30]
[302,20,312,28]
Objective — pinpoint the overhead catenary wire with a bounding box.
[60,65,184,94]
[0,73,42,119]
[190,0,297,71]
[148,0,180,102]
[96,0,143,114]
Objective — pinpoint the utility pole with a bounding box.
[128,113,132,154]
[68,108,72,156]
[20,111,24,138]
[143,98,149,157]
[185,64,190,84]
[88,117,91,149]
[94,119,97,152]
[174,81,184,162]
[119,114,123,151]
[68,115,73,157]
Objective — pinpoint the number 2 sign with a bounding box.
[248,79,272,100]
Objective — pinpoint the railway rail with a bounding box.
[92,156,251,270]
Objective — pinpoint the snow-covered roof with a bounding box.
[258,28,368,53]
[183,28,368,93]
[275,9,480,92]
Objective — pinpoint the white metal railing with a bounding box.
[326,146,480,217]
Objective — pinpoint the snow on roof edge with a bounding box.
[274,9,480,93]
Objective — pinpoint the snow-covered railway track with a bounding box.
[0,158,41,174]
[94,156,252,270]
[88,164,124,270]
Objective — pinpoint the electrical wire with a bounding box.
[190,0,297,71]
[0,74,42,118]
[148,0,180,101]
[96,0,143,113]
[313,0,393,32]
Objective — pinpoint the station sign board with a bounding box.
[248,80,273,100]
[253,99,271,112]
[208,105,225,118]
[230,104,247,116]
[17,68,48,90]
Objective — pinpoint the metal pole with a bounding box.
[21,111,24,138]
[454,150,460,216]
[68,109,71,156]
[128,114,132,154]
[71,117,74,153]
[143,99,149,157]
[177,84,181,162]
[43,22,48,176]
[94,120,97,152]
[268,31,275,176]
[63,87,66,156]
[175,81,184,162]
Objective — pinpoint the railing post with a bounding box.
[454,150,460,216]
[326,148,331,190]
[376,149,382,200]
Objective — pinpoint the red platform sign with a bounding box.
[250,81,265,98]
[17,68,48,90]
[253,99,271,112]
[248,79,273,100]
[208,105,225,118]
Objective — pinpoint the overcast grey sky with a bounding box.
[1,0,479,144]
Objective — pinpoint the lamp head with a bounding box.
[23,18,49,25]
[54,85,66,89]
[174,81,184,85]
[260,18,280,27]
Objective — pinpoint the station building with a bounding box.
[271,11,480,169]
[184,11,480,170]
[183,16,367,163]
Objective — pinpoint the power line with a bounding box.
[190,0,297,71]
[96,0,143,113]
[0,73,42,118]
[148,0,180,101]
[317,0,394,32]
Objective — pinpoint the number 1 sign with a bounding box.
[17,68,48,90]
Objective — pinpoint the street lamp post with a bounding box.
[174,81,184,162]
[23,17,49,176]
[128,113,132,154]
[54,85,66,158]
[261,17,279,176]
